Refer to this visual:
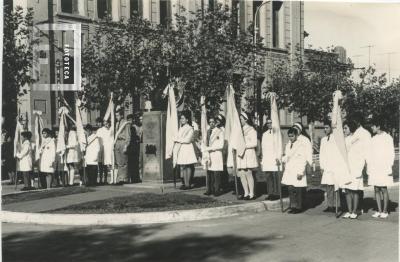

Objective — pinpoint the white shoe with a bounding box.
[380,212,389,219]
[342,212,351,218]
[350,213,358,219]
[372,212,381,218]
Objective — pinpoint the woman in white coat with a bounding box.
[66,126,81,186]
[281,127,308,213]
[203,116,225,196]
[237,112,258,200]
[342,121,365,219]
[16,131,33,190]
[368,118,395,219]
[174,110,198,190]
[39,128,56,188]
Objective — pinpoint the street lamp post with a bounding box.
[253,0,271,135]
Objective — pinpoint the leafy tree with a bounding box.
[2,6,36,133]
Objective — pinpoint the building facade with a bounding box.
[12,0,305,131]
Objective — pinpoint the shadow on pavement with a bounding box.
[3,224,273,262]
[361,197,399,214]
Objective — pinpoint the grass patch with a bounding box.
[2,187,95,205]
[48,192,236,214]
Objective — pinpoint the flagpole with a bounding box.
[232,149,239,200]
[277,163,284,212]
[335,190,339,218]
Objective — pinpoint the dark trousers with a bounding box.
[39,172,53,189]
[206,171,222,194]
[85,165,98,186]
[326,185,336,207]
[289,186,306,210]
[21,171,31,188]
[266,171,280,196]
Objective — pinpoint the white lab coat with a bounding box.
[174,124,198,165]
[281,139,308,187]
[207,127,225,171]
[343,134,366,190]
[319,135,336,185]
[39,137,56,173]
[97,126,113,165]
[85,134,101,166]
[236,125,258,170]
[66,130,81,164]
[16,140,33,172]
[261,129,282,172]
[367,132,395,186]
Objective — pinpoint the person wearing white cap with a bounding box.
[237,112,258,200]
[368,118,395,219]
[281,127,308,213]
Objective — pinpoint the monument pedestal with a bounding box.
[142,111,174,183]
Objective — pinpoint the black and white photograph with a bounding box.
[1,0,399,261]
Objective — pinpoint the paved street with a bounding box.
[2,209,398,262]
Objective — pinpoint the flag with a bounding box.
[225,85,246,167]
[267,92,283,162]
[13,118,23,158]
[56,108,67,156]
[33,111,44,162]
[103,93,115,168]
[200,96,210,168]
[165,83,179,162]
[331,90,352,190]
[75,98,87,152]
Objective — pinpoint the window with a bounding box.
[130,0,142,16]
[61,0,79,14]
[208,0,215,11]
[98,0,111,19]
[272,1,283,48]
[253,1,262,37]
[160,0,171,27]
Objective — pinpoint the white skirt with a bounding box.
[368,172,393,187]
[321,170,335,185]
[176,143,198,165]
[342,175,364,191]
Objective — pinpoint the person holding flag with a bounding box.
[38,128,56,188]
[203,116,225,196]
[66,124,81,186]
[97,119,113,184]
[15,131,33,190]
[236,112,258,200]
[84,124,101,186]
[174,110,198,190]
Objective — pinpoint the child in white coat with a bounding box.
[368,118,395,219]
[85,124,101,186]
[39,128,56,188]
[16,131,33,190]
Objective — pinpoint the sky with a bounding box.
[304,0,400,81]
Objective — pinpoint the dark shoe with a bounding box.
[180,185,187,190]
[238,195,245,200]
[243,196,250,200]
[290,208,303,214]
[204,192,212,196]
[248,196,257,200]
[323,207,331,213]
[214,191,222,197]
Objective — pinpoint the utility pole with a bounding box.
[361,45,374,67]
[377,52,397,81]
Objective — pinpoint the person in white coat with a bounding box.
[96,119,113,184]
[16,131,33,190]
[203,116,225,196]
[282,127,308,213]
[174,110,198,190]
[85,124,101,186]
[261,119,282,200]
[342,120,367,219]
[319,120,339,213]
[38,128,56,188]
[66,126,81,186]
[368,118,395,219]
[237,112,258,200]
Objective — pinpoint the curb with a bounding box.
[1,199,289,226]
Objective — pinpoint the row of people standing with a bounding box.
[8,109,143,190]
